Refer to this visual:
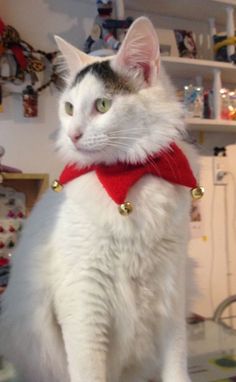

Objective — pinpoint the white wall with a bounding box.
[0,0,96,181]
[189,154,236,318]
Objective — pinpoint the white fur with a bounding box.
[0,17,195,382]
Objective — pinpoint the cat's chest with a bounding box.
[51,172,187,324]
[59,171,182,230]
[52,171,187,270]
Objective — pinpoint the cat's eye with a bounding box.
[95,98,112,113]
[65,101,74,116]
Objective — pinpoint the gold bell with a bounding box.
[118,201,133,216]
[191,186,204,200]
[51,179,63,192]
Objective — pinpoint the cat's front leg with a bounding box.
[56,273,111,382]
[160,276,191,382]
[161,319,191,382]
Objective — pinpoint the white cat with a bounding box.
[0,17,197,382]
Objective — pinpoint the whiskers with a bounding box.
[108,128,145,141]
[147,147,181,181]
[147,156,162,177]
[106,128,143,152]
[105,140,132,152]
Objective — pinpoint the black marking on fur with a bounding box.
[72,61,133,93]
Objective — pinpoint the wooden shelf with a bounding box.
[1,173,48,181]
[1,173,49,215]
[162,56,236,84]
[187,118,236,132]
[125,0,236,24]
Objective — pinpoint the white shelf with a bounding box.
[162,56,236,84]
[187,118,236,132]
[125,0,236,24]
[212,0,236,5]
[121,0,236,133]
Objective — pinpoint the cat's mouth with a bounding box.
[72,133,108,154]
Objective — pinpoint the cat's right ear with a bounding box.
[54,36,95,76]
[112,17,160,86]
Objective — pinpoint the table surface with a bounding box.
[0,321,236,382]
[188,320,236,381]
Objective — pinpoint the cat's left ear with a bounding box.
[55,36,96,76]
[112,17,160,85]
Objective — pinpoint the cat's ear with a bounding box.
[113,17,160,85]
[54,36,95,75]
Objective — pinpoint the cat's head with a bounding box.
[55,17,185,167]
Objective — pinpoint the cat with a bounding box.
[0,17,197,382]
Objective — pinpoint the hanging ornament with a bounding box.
[0,16,62,116]
[22,85,38,117]
[27,55,45,73]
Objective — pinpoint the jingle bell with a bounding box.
[51,180,63,192]
[118,201,133,216]
[191,186,204,200]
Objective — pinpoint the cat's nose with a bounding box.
[69,132,83,143]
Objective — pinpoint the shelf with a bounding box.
[1,173,48,181]
[1,173,49,214]
[161,56,236,84]
[125,0,236,24]
[187,118,236,132]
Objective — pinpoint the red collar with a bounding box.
[57,143,197,205]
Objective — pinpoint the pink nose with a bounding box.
[69,132,82,143]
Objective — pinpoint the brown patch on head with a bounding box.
[72,60,135,94]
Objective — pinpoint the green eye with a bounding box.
[95,98,112,113]
[65,101,74,116]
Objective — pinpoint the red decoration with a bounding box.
[11,45,27,70]
[0,18,5,35]
[59,143,197,204]
[0,257,9,266]
[7,211,15,218]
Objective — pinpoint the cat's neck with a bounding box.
[52,142,197,208]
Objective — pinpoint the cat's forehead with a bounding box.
[71,60,134,94]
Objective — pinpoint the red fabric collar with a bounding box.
[59,142,197,205]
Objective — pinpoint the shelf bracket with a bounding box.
[213,68,222,120]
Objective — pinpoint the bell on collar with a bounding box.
[51,179,63,192]
[191,186,204,200]
[118,201,133,216]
